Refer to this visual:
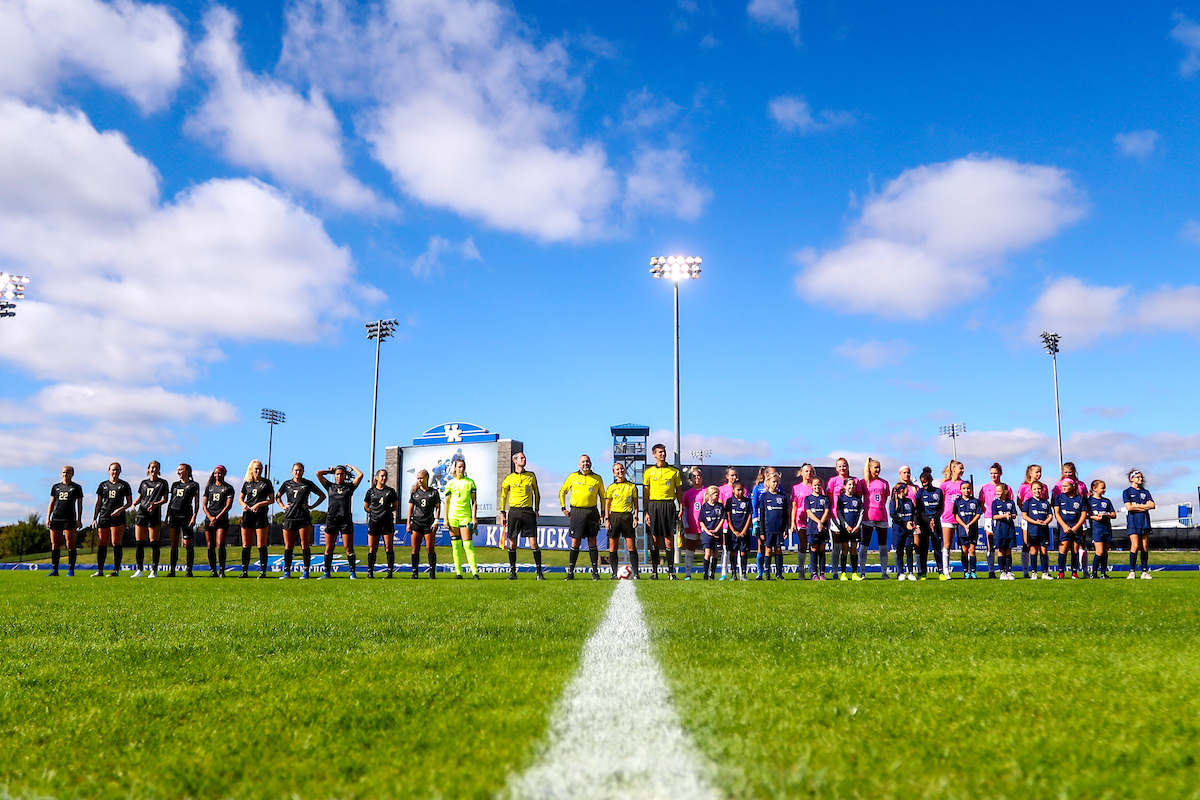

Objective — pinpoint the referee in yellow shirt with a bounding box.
[559,454,605,580]
[605,462,640,579]
[500,451,543,580]
[643,443,684,580]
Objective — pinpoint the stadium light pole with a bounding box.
[261,408,285,482]
[365,319,398,477]
[690,448,713,465]
[649,256,702,468]
[939,423,966,461]
[1041,331,1064,473]
[0,272,29,319]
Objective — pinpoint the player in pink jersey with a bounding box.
[680,467,705,579]
[977,463,1012,579]
[938,460,965,578]
[1016,464,1042,578]
[859,458,891,579]
[826,457,864,504]
[717,467,739,580]
[790,463,815,579]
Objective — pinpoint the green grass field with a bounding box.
[0,572,1197,799]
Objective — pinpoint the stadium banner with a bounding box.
[315,523,606,550]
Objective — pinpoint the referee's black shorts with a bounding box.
[506,507,537,545]
[569,507,601,540]
[607,511,634,541]
[647,500,677,543]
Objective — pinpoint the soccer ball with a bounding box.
[617,564,633,580]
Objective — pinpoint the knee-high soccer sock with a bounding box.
[258,546,267,573]
[1140,550,1149,572]
[112,545,122,572]
[756,552,764,576]
[970,554,977,574]
[347,551,356,574]
[568,547,580,575]
[1057,552,1067,573]
[850,549,859,574]
[241,547,251,573]
[451,539,464,574]
[917,542,927,576]
[425,548,435,573]
[52,548,61,571]
[368,551,376,573]
[819,552,827,575]
[959,551,968,575]
[629,549,638,576]
[774,552,783,577]
[1070,550,1079,572]
[284,547,293,574]
[720,551,728,578]
[739,551,747,575]
[809,550,817,577]
[96,545,107,572]
[609,549,619,576]
[389,549,397,572]
[987,546,995,575]
[69,547,77,569]
[1092,554,1099,574]
[170,545,179,571]
[533,548,542,572]
[665,544,676,575]
[462,540,478,574]
[207,545,217,573]
[301,548,311,572]
[649,549,659,574]
[324,551,333,574]
[151,542,160,570]
[186,545,195,572]
[881,547,890,577]
[932,543,942,573]
[508,548,518,574]
[945,547,954,576]
[682,549,693,575]
[218,546,227,573]
[840,550,849,574]
[411,550,420,574]
[135,542,145,571]
[1129,551,1138,572]
[857,542,868,576]
[589,547,599,575]
[1021,547,1030,575]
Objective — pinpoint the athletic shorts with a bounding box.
[861,520,886,546]
[682,528,701,542]
[1060,526,1085,544]
[367,519,396,539]
[241,508,270,529]
[97,514,125,528]
[448,516,472,529]
[282,512,312,531]
[956,524,978,547]
[806,526,828,547]
[834,525,860,544]
[1025,525,1048,546]
[166,515,193,535]
[1092,529,1112,545]
[204,515,230,533]
[724,532,746,552]
[569,507,601,541]
[325,517,354,537]
[701,531,722,550]
[607,511,634,540]
[134,509,162,528]
[761,531,783,549]
[894,530,914,551]
[1129,527,1152,538]
[995,531,1016,550]
[506,507,537,543]
[48,517,78,531]
[647,500,677,542]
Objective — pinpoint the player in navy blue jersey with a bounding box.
[1086,480,1117,578]
[166,464,200,576]
[835,479,863,581]
[130,461,169,578]
[990,484,1018,580]
[756,472,787,580]
[952,483,983,579]
[1053,478,1087,579]
[1021,481,1052,579]
[889,482,917,580]
[317,465,364,579]
[724,481,752,580]
[749,467,773,578]
[1122,469,1155,579]
[698,486,724,580]
[46,466,84,577]
[277,463,326,579]
[92,462,133,577]
[805,478,831,580]
[914,467,943,580]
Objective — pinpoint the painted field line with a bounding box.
[507,581,718,800]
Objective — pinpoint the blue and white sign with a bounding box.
[412,422,499,446]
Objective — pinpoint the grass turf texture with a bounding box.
[639,574,1200,800]
[0,572,610,800]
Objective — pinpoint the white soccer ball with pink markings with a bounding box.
[617,564,633,580]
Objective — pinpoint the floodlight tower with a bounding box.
[1041,331,1064,473]
[649,255,702,468]
[261,408,285,482]
[939,423,966,461]
[0,272,29,319]
[365,319,398,476]
[690,449,713,465]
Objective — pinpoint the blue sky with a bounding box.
[3,0,1200,522]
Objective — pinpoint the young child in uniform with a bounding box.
[724,481,753,581]
[698,485,725,581]
[757,472,787,580]
[836,478,864,581]
[914,467,943,580]
[1053,478,1086,579]
[889,481,917,580]
[990,484,1018,580]
[1086,479,1117,579]
[1021,481,1052,579]
[953,482,983,579]
[804,478,830,581]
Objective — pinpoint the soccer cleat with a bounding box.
[385,569,394,579]
[592,572,600,581]
[257,571,268,579]
[988,571,996,579]
[473,573,480,580]
[66,568,74,578]
[455,574,463,580]
[239,571,248,579]
[611,574,619,580]
[131,569,143,578]
[536,571,546,581]
[47,570,58,578]
[508,572,518,580]
[148,570,157,579]
[1126,571,1136,580]
[837,573,847,581]
[1141,571,1152,580]
[565,572,575,581]
[300,571,310,580]
[939,572,950,581]
[755,574,763,581]
[318,571,330,580]
[684,575,691,581]
[279,572,290,580]
[669,572,678,581]
[412,571,419,579]
[185,570,194,578]
[1071,572,1078,579]
[108,571,119,577]
[91,570,103,578]
[851,573,864,582]
[349,571,357,580]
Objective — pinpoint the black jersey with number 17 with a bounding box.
[137,478,169,512]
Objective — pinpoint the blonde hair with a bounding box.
[863,458,881,481]
[942,460,963,481]
[1024,464,1041,484]
[244,460,263,483]
[704,485,719,502]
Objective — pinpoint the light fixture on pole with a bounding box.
[365,319,398,477]
[0,272,29,319]
[939,423,966,461]
[261,408,285,482]
[649,255,702,468]
[1040,331,1064,473]
[689,449,713,465]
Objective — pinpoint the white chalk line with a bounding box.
[506,581,718,800]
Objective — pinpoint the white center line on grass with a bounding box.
[507,581,718,800]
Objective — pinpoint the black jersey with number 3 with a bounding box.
[365,486,399,524]
[409,487,441,528]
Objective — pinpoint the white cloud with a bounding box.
[410,235,482,278]
[188,6,384,212]
[1024,276,1129,347]
[33,384,238,425]
[1114,129,1159,159]
[795,156,1087,319]
[768,95,854,134]
[1081,406,1130,420]
[832,339,911,370]
[623,148,710,221]
[0,0,184,111]
[1182,219,1200,245]
[747,0,799,41]
[1171,12,1200,78]
[0,100,366,383]
[650,430,772,463]
[937,428,1053,464]
[279,0,706,241]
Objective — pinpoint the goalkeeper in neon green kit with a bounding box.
[442,458,480,579]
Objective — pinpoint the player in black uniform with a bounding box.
[239,460,274,578]
[166,464,200,576]
[317,465,364,579]
[131,461,169,577]
[277,463,326,579]
[129,462,168,575]
[407,469,441,579]
[364,469,400,578]
[203,466,235,577]
[92,462,133,577]
[46,466,84,577]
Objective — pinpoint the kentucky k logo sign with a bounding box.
[444,424,463,442]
